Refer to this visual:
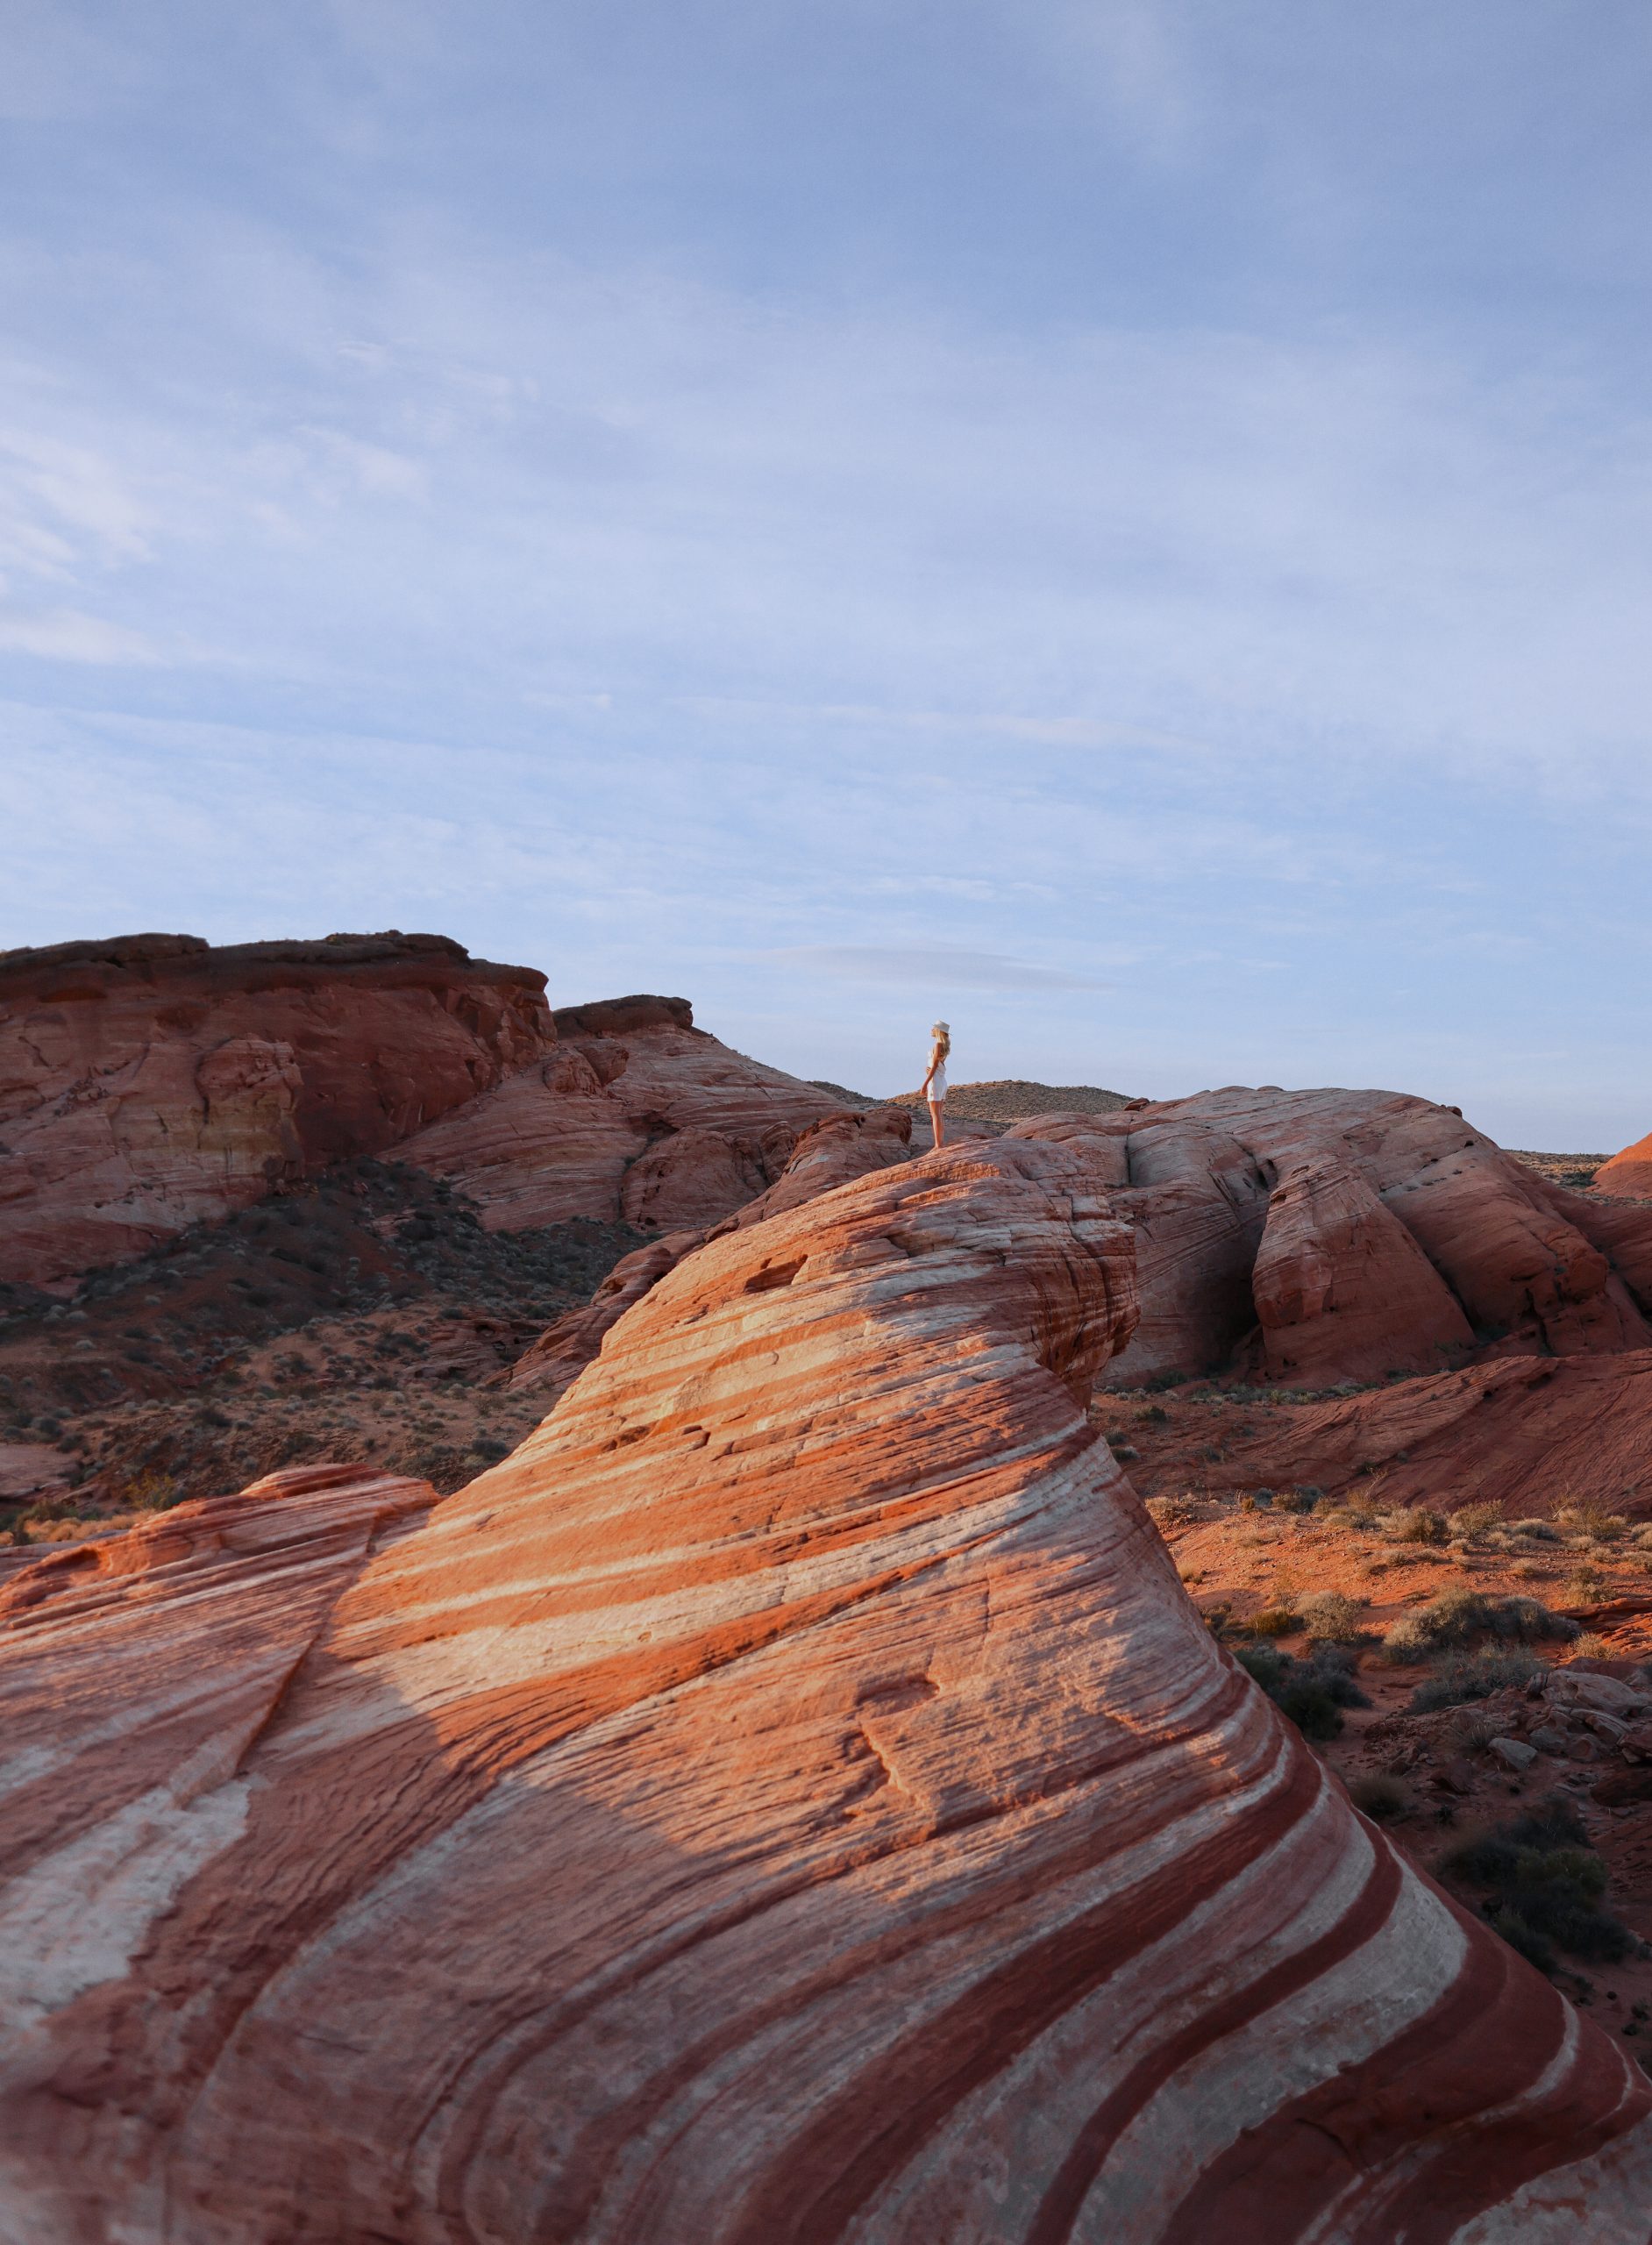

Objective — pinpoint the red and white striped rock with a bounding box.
[505,1104,914,1400]
[4,1141,1649,2241]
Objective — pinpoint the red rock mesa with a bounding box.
[0,932,552,1285]
[0,938,844,1290]
[4,1139,1650,2241]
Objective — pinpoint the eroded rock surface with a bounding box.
[0,933,552,1284]
[4,1142,1650,2241]
[397,994,849,1233]
[1009,1087,1652,1387]
[1599,1131,1652,1202]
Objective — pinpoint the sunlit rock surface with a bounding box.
[4,1139,1650,2241]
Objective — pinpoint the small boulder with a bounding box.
[1570,1736,1601,1764]
[1434,1757,1477,1795]
[1489,1736,1537,1772]
[1527,1725,1570,1756]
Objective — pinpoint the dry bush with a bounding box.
[1248,1607,1301,1638]
[1556,1502,1628,1543]
[1298,1589,1370,1643]
[1379,1507,1448,1546]
[1572,1632,1613,1660]
[1382,1588,1578,1664]
[1511,1519,1563,1543]
[1450,1500,1505,1540]
[1565,1565,1608,1606]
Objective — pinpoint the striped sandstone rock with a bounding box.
[3,1141,1650,2241]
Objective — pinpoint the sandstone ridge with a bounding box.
[4,1139,1651,2240]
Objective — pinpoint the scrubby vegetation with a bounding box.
[1233,1642,1370,1742]
[1348,1773,1410,1823]
[1298,1589,1370,1644]
[1441,1799,1632,1974]
[1381,1588,1577,1665]
[1409,1649,1548,1713]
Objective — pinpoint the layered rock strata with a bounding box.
[398,994,848,1233]
[0,933,552,1284]
[505,1104,914,1400]
[4,1141,1650,2241]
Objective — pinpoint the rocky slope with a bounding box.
[1599,1133,1652,1201]
[4,1140,1652,2240]
[0,931,554,1285]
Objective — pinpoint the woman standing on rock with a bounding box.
[922,1021,950,1150]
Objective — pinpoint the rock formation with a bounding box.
[397,993,849,1234]
[1128,1348,1652,1521]
[4,1139,1651,2241]
[0,933,553,1285]
[504,1104,914,1401]
[1597,1132,1652,1201]
[0,947,858,1296]
[1008,1087,1652,1387]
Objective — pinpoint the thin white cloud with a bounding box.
[771,944,1113,992]
[0,607,163,663]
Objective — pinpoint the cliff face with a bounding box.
[0,933,553,1284]
[4,1138,1649,2241]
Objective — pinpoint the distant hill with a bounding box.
[885,1078,1138,1122]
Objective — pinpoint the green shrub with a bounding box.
[1235,1642,1370,1742]
[1349,1774,1409,1823]
[1442,1800,1630,1971]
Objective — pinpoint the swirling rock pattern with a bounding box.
[4,1139,1651,2241]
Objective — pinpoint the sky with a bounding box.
[3,2,1650,1146]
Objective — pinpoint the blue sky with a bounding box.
[3,3,1650,1145]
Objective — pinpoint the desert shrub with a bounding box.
[1382,1590,1578,1664]
[125,1470,185,1513]
[1275,1486,1322,1514]
[1143,1369,1190,1392]
[1348,1774,1410,1823]
[1564,1565,1608,1606]
[1298,1589,1370,1643]
[1247,1607,1300,1638]
[1441,1800,1630,1971]
[1450,1500,1506,1539]
[1511,1519,1562,1543]
[1571,1632,1613,1661]
[1557,1503,1628,1543]
[1379,1506,1448,1546]
[1409,1648,1546,1713]
[1234,1642,1370,1742]
[1631,1525,1652,1551]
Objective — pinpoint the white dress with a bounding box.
[929,1057,947,1101]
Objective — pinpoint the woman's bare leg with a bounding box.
[928,1098,944,1150]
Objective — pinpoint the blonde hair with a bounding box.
[930,1022,951,1060]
